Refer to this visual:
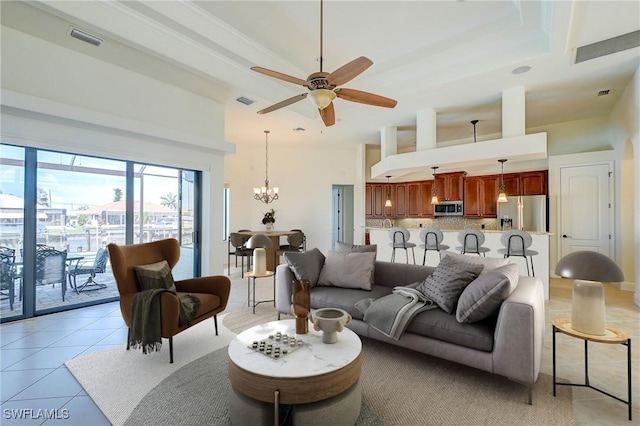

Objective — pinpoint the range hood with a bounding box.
[371,132,547,179]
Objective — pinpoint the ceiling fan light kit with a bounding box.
[250,0,396,127]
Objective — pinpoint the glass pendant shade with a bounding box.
[309,89,336,110]
[384,175,392,208]
[497,191,508,203]
[430,166,439,204]
[497,159,508,203]
[385,199,392,207]
[430,195,439,205]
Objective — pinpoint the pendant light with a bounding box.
[253,130,279,204]
[497,159,508,203]
[471,120,479,143]
[384,176,392,207]
[430,166,439,205]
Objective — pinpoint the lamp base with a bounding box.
[571,279,606,335]
[253,248,267,276]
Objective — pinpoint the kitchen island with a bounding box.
[367,227,550,300]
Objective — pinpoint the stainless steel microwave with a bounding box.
[434,201,464,216]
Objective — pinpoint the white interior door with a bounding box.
[559,163,612,258]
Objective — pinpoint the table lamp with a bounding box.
[555,251,624,335]
[245,234,273,275]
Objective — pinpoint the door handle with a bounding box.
[562,234,570,238]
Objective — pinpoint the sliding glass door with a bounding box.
[0,143,201,322]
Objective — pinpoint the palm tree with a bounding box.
[113,188,123,202]
[160,192,177,210]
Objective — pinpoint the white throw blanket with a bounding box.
[355,286,436,340]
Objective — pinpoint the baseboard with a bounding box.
[620,281,636,292]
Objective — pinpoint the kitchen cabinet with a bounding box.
[394,184,407,217]
[406,182,422,217]
[521,171,547,195]
[365,183,394,218]
[420,181,435,217]
[434,171,466,201]
[464,175,498,218]
[499,171,547,196]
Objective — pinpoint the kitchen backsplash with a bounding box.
[366,217,498,231]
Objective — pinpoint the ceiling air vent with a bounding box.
[236,96,255,106]
[69,27,103,47]
[597,90,610,97]
[575,30,640,63]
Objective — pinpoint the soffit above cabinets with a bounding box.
[371,133,547,179]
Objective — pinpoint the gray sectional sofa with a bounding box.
[275,256,545,400]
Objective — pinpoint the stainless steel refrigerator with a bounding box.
[497,195,547,232]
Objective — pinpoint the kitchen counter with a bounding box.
[367,228,550,299]
[366,227,553,236]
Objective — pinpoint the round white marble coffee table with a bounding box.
[228,319,362,425]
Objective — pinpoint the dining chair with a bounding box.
[275,230,305,265]
[229,232,253,275]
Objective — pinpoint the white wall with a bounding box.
[224,141,365,258]
[1,25,233,275]
[610,65,639,302]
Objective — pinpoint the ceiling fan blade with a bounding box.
[335,88,397,108]
[327,56,373,86]
[320,102,336,127]
[251,66,310,87]
[257,93,308,114]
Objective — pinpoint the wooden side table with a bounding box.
[552,318,632,421]
[244,271,275,314]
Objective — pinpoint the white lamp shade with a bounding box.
[384,199,392,207]
[430,195,439,205]
[309,89,336,110]
[497,192,508,203]
[253,248,267,275]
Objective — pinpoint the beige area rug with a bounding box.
[64,318,236,426]
[223,305,575,426]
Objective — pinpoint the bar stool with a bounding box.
[419,227,449,265]
[388,227,416,264]
[497,230,538,276]
[456,229,490,257]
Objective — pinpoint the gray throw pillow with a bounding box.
[317,251,376,290]
[284,248,326,287]
[133,260,176,291]
[442,251,509,275]
[417,255,484,314]
[456,263,520,323]
[335,241,377,253]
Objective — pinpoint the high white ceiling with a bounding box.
[2,1,639,149]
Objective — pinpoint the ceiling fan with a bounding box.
[250,0,397,127]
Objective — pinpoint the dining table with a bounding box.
[236,230,298,271]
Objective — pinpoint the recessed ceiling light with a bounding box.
[512,66,531,75]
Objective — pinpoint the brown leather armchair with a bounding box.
[107,238,230,363]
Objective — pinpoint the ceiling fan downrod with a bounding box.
[319,0,324,73]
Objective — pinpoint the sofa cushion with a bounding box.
[317,251,376,290]
[310,285,392,320]
[442,251,509,274]
[133,260,176,291]
[335,241,377,253]
[456,264,519,323]
[284,248,326,287]
[406,308,496,352]
[417,255,484,314]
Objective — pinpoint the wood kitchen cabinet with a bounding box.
[434,172,466,201]
[366,183,394,218]
[501,173,520,196]
[406,182,422,217]
[521,171,547,195]
[394,184,407,217]
[420,181,435,217]
[464,175,498,218]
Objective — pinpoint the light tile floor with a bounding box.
[1,270,638,425]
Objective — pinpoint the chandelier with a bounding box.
[254,130,279,204]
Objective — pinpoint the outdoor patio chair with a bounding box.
[107,238,231,363]
[68,248,109,293]
[0,247,16,310]
[35,248,68,301]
